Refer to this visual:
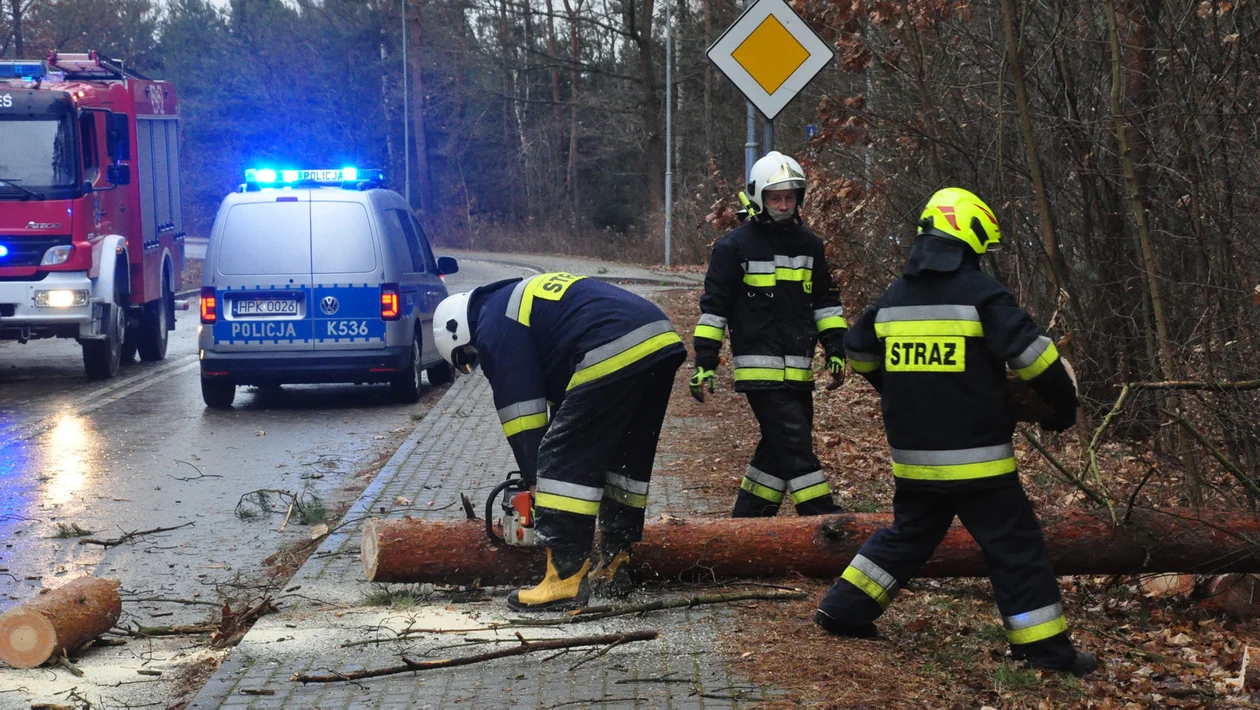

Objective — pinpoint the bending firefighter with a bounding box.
[692,151,846,517]
[434,273,686,611]
[814,188,1097,676]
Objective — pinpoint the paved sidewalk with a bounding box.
[190,371,773,709]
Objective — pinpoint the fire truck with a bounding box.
[0,51,183,379]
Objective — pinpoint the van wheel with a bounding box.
[137,276,171,361]
[390,330,423,403]
[202,376,236,409]
[83,284,127,380]
[426,361,453,385]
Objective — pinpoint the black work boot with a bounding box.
[589,544,634,599]
[813,609,878,638]
[506,547,591,612]
[1011,640,1099,677]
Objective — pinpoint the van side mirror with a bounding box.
[106,113,130,161]
[107,164,131,186]
[437,256,459,276]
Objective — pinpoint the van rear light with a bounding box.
[380,283,401,320]
[200,287,217,324]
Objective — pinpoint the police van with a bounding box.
[197,168,457,408]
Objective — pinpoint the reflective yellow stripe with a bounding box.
[502,412,548,437]
[784,367,814,382]
[740,477,785,503]
[791,481,831,504]
[604,486,648,509]
[1006,615,1068,645]
[742,273,776,287]
[534,491,601,516]
[816,317,846,332]
[841,566,894,609]
[850,359,879,374]
[694,324,725,341]
[875,319,984,338]
[1015,341,1059,381]
[733,367,785,382]
[892,457,1017,481]
[567,331,682,390]
[775,267,811,282]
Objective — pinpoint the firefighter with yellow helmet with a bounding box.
[813,187,1097,676]
[691,151,846,517]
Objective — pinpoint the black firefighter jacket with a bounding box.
[473,273,686,483]
[844,235,1078,490]
[693,218,846,392]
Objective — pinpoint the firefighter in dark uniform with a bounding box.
[813,187,1098,676]
[434,274,686,611]
[691,151,846,517]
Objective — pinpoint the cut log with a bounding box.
[363,509,1260,585]
[0,577,122,669]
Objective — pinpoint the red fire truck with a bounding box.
[0,51,183,379]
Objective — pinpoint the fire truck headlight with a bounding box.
[40,245,72,266]
[35,289,89,308]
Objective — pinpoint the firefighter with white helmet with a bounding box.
[691,151,847,517]
[814,187,1098,676]
[434,275,686,611]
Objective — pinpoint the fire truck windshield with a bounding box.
[0,114,79,199]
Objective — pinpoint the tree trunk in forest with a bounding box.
[1103,0,1197,502]
[703,0,713,185]
[0,577,121,669]
[624,0,664,208]
[563,0,582,219]
[9,0,22,58]
[362,509,1260,585]
[406,0,434,214]
[998,0,1079,350]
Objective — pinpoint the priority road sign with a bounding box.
[707,0,834,121]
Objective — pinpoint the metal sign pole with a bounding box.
[762,116,773,154]
[665,15,673,266]
[745,102,757,186]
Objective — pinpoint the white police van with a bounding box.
[197,168,457,408]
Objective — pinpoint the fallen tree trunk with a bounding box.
[0,577,122,668]
[363,509,1260,585]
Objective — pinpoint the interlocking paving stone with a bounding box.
[191,370,774,708]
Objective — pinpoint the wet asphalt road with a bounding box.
[0,257,533,623]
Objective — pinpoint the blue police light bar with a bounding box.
[244,167,383,186]
[0,60,47,80]
[0,245,9,258]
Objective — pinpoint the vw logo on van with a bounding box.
[320,296,340,316]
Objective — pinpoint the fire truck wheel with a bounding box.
[137,277,171,361]
[390,329,424,404]
[82,285,127,380]
[201,376,236,409]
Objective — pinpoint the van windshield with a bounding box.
[312,202,376,274]
[216,202,311,275]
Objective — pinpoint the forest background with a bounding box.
[3,0,1259,514]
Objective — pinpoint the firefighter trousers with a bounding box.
[533,354,685,559]
[731,388,842,518]
[816,476,1077,666]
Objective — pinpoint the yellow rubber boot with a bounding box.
[507,549,591,612]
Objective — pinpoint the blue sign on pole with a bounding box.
[805,124,819,140]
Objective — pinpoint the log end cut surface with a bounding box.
[0,607,56,669]
[362,518,382,581]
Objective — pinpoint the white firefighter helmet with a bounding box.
[434,291,477,373]
[747,151,807,218]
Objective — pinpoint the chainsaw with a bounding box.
[485,471,536,546]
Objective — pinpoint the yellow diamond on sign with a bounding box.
[731,15,810,95]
